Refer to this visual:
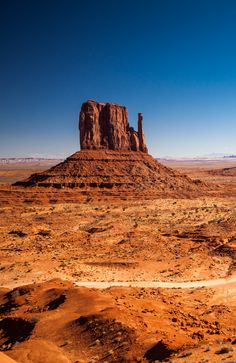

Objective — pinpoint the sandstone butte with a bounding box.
[14,100,206,195]
[79,100,148,153]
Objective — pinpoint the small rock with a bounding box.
[179,351,192,358]
[215,346,233,354]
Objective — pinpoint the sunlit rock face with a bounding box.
[79,100,148,153]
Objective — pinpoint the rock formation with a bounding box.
[138,112,148,153]
[14,100,207,196]
[14,149,205,195]
[79,100,148,153]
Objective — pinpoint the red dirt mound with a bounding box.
[14,150,207,196]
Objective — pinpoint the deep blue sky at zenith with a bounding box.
[1,0,236,158]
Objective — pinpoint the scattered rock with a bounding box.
[215,345,233,354]
[8,230,27,237]
[179,351,192,358]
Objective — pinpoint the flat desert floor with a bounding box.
[0,159,236,362]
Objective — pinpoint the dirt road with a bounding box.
[74,274,236,289]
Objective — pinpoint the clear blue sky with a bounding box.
[1,0,236,158]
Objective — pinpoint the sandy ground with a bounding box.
[0,352,18,363]
[0,160,236,362]
[1,195,236,288]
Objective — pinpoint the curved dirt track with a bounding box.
[0,352,18,363]
[74,274,236,289]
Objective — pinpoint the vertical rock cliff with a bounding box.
[79,100,148,153]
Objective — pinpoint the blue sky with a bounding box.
[1,0,236,158]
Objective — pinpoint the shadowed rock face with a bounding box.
[79,100,148,152]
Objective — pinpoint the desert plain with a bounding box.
[0,158,236,363]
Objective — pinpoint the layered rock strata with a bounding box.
[14,149,204,195]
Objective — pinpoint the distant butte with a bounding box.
[14,100,207,195]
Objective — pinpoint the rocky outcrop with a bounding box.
[14,100,208,196]
[79,100,148,153]
[14,149,207,196]
[138,113,148,153]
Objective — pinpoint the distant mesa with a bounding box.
[209,166,236,177]
[14,100,206,195]
[79,100,148,153]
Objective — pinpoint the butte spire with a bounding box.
[79,100,148,152]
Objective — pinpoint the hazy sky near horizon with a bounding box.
[1,0,236,158]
